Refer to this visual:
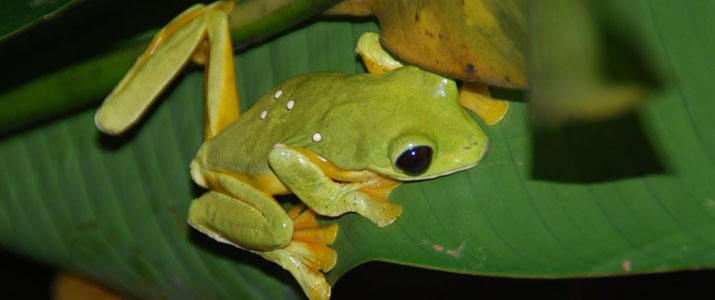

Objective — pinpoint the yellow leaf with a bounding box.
[327,0,527,88]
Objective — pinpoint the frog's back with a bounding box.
[194,72,355,178]
[193,66,461,180]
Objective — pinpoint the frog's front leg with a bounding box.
[187,170,338,300]
[269,144,403,227]
[458,81,510,125]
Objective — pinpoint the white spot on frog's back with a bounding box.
[274,89,283,99]
[312,132,322,142]
[286,99,295,110]
[260,110,268,120]
[434,78,449,97]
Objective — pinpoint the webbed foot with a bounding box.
[348,175,403,227]
[259,204,338,300]
[269,144,403,228]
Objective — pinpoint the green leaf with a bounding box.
[0,0,81,42]
[0,1,714,299]
[0,0,341,131]
[528,0,659,127]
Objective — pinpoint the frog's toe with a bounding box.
[261,204,338,300]
[288,204,339,271]
[357,176,401,203]
[459,81,509,125]
[347,190,403,227]
[375,203,403,227]
[260,241,334,300]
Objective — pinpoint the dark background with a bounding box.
[2,1,712,299]
[3,247,712,299]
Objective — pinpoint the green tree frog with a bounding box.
[94,2,489,299]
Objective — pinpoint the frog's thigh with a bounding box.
[268,144,402,227]
[188,172,293,251]
[191,172,338,300]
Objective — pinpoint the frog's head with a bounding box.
[383,129,488,181]
[362,67,490,181]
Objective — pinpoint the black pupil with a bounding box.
[395,146,433,175]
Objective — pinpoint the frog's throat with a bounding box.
[393,162,479,182]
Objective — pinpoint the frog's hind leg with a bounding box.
[188,171,338,300]
[95,1,239,138]
[188,190,293,251]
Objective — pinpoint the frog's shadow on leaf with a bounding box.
[0,0,204,86]
[531,112,667,183]
[187,223,304,295]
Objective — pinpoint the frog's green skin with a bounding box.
[188,64,488,246]
[192,66,487,185]
[94,3,488,298]
[187,66,488,299]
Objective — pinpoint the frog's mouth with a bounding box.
[397,162,479,181]
[393,139,489,181]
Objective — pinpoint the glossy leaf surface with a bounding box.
[0,0,80,42]
[0,1,713,299]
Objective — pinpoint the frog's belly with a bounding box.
[218,169,290,196]
[193,153,290,196]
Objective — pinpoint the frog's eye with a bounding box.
[395,146,433,176]
[390,133,435,176]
